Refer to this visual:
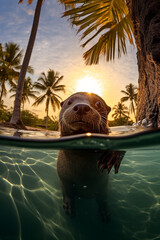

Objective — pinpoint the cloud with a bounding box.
[25,9,34,16]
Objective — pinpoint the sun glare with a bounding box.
[75,76,102,96]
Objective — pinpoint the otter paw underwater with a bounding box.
[57,92,125,221]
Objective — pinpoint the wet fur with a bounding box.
[57,92,111,221]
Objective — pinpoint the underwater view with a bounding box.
[0,127,160,240]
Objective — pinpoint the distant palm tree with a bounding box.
[0,42,23,103]
[33,69,65,129]
[112,102,129,119]
[121,83,137,119]
[0,42,33,104]
[10,77,38,109]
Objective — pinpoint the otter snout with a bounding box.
[72,104,91,115]
[59,92,111,135]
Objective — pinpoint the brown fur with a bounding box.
[57,92,111,221]
[59,92,111,136]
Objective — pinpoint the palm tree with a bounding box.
[0,43,7,103]
[121,83,137,120]
[112,102,129,119]
[10,77,38,109]
[0,42,23,103]
[33,69,65,129]
[62,0,160,126]
[61,0,134,64]
[10,0,44,127]
[10,0,71,128]
[126,0,160,127]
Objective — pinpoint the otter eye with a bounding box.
[60,101,64,107]
[68,99,73,105]
[95,101,102,109]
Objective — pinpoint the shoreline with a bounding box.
[0,122,53,132]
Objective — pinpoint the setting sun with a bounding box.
[75,76,102,96]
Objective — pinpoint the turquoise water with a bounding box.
[0,126,160,240]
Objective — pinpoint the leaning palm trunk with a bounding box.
[10,0,43,127]
[126,0,160,127]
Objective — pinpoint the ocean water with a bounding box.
[0,126,160,240]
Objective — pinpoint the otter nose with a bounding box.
[73,104,91,115]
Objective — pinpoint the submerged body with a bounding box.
[57,92,124,220]
[58,149,109,220]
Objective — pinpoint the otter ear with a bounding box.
[60,101,64,107]
[106,105,111,113]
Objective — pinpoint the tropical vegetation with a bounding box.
[61,0,134,64]
[9,0,135,127]
[0,107,59,131]
[1,0,158,127]
[0,105,12,123]
[0,41,33,103]
[121,83,137,120]
[61,0,160,126]
[0,42,23,103]
[110,83,137,126]
[10,77,38,109]
[109,117,133,127]
[0,41,66,130]
[10,0,44,127]
[33,69,65,129]
[112,102,129,119]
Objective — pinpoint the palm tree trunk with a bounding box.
[0,80,5,103]
[126,0,160,127]
[10,0,43,127]
[46,107,49,130]
[131,100,136,122]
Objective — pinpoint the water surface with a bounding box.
[0,126,160,240]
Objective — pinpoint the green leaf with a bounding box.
[62,0,134,64]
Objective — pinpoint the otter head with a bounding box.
[59,92,111,136]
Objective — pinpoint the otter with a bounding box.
[57,92,125,221]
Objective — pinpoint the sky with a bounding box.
[0,0,138,120]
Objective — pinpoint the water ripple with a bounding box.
[0,146,159,239]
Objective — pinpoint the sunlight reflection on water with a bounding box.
[0,125,145,139]
[0,126,160,240]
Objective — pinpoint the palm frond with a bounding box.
[52,75,64,87]
[32,94,46,106]
[121,90,129,95]
[53,85,66,92]
[59,0,75,9]
[10,93,16,99]
[50,95,61,112]
[27,65,34,74]
[121,96,129,102]
[33,82,47,91]
[50,92,63,101]
[36,72,48,85]
[28,92,39,98]
[18,0,34,4]
[62,0,134,64]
